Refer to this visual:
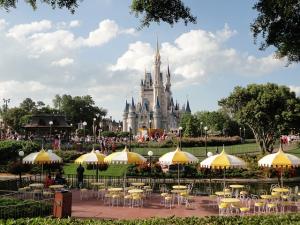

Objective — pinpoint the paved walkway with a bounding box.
[71,190,218,219]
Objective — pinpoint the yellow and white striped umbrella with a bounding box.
[104,146,146,164]
[258,147,300,168]
[159,147,198,184]
[75,149,106,165]
[258,146,300,187]
[159,147,198,165]
[23,149,62,164]
[200,148,246,169]
[200,147,246,188]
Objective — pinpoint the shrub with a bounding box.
[0,140,39,164]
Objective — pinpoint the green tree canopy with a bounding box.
[52,94,107,132]
[251,0,300,64]
[219,83,300,153]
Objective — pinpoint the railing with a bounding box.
[0,198,53,219]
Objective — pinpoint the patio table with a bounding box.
[229,184,244,189]
[220,198,240,203]
[173,185,187,189]
[272,188,289,193]
[131,183,145,187]
[108,188,123,192]
[260,195,274,200]
[215,191,231,197]
[128,189,144,194]
[49,185,64,191]
[29,183,44,189]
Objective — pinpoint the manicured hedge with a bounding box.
[3,214,300,225]
[0,198,52,219]
[0,140,40,163]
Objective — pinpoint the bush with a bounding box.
[5,214,300,224]
[0,198,52,219]
[0,140,40,164]
[54,150,83,163]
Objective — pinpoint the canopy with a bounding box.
[23,149,62,164]
[75,149,105,165]
[258,147,300,168]
[159,147,198,165]
[258,146,300,186]
[159,147,198,184]
[104,146,146,164]
[200,148,246,169]
[200,147,246,188]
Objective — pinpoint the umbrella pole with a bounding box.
[223,168,226,190]
[178,164,180,185]
[281,169,283,187]
[96,165,99,182]
[41,164,43,182]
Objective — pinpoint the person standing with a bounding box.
[77,164,84,188]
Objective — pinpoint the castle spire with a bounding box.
[185,100,191,113]
[123,100,129,112]
[131,97,135,108]
[155,37,161,63]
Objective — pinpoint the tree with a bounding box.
[0,0,80,13]
[219,83,300,153]
[130,0,196,29]
[251,0,300,64]
[52,94,107,132]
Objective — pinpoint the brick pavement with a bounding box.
[71,190,218,219]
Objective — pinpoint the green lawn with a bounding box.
[64,164,128,177]
[132,142,261,159]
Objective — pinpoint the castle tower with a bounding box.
[185,100,191,114]
[122,100,129,132]
[127,100,137,134]
[153,96,162,129]
[153,39,164,111]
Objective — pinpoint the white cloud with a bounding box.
[0,19,8,30]
[51,57,74,67]
[110,24,285,87]
[84,19,119,47]
[289,86,300,96]
[69,20,80,28]
[7,20,52,40]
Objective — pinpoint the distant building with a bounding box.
[122,41,191,135]
[24,114,71,138]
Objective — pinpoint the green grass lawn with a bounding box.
[64,164,128,177]
[132,142,261,159]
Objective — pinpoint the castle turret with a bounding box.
[153,96,161,129]
[122,100,129,132]
[185,100,191,114]
[127,101,137,134]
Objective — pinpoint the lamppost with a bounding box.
[200,121,203,137]
[93,118,96,143]
[149,119,152,139]
[207,151,213,193]
[129,126,132,151]
[178,126,183,149]
[239,127,242,137]
[243,127,246,139]
[49,120,53,140]
[18,150,24,187]
[82,121,87,142]
[148,150,153,175]
[204,126,208,157]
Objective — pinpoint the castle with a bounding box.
[122,42,191,135]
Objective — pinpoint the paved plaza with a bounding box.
[71,190,217,219]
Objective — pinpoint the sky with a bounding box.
[0,0,299,121]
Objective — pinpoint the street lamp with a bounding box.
[239,127,242,137]
[204,126,208,157]
[49,120,53,140]
[148,150,153,175]
[18,150,24,187]
[82,121,87,141]
[93,118,96,143]
[178,126,183,149]
[243,127,246,139]
[200,121,203,137]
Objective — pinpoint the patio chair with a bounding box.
[80,188,89,200]
[132,193,143,208]
[164,195,173,209]
[123,194,133,207]
[218,202,229,216]
[266,202,278,213]
[111,193,122,207]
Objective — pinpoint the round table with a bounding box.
[272,187,289,193]
[229,184,244,189]
[49,185,64,191]
[173,185,187,189]
[29,183,44,189]
[215,191,231,197]
[131,183,145,187]
[221,198,240,203]
[108,188,123,192]
[128,189,144,194]
[260,195,274,200]
[91,182,105,186]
